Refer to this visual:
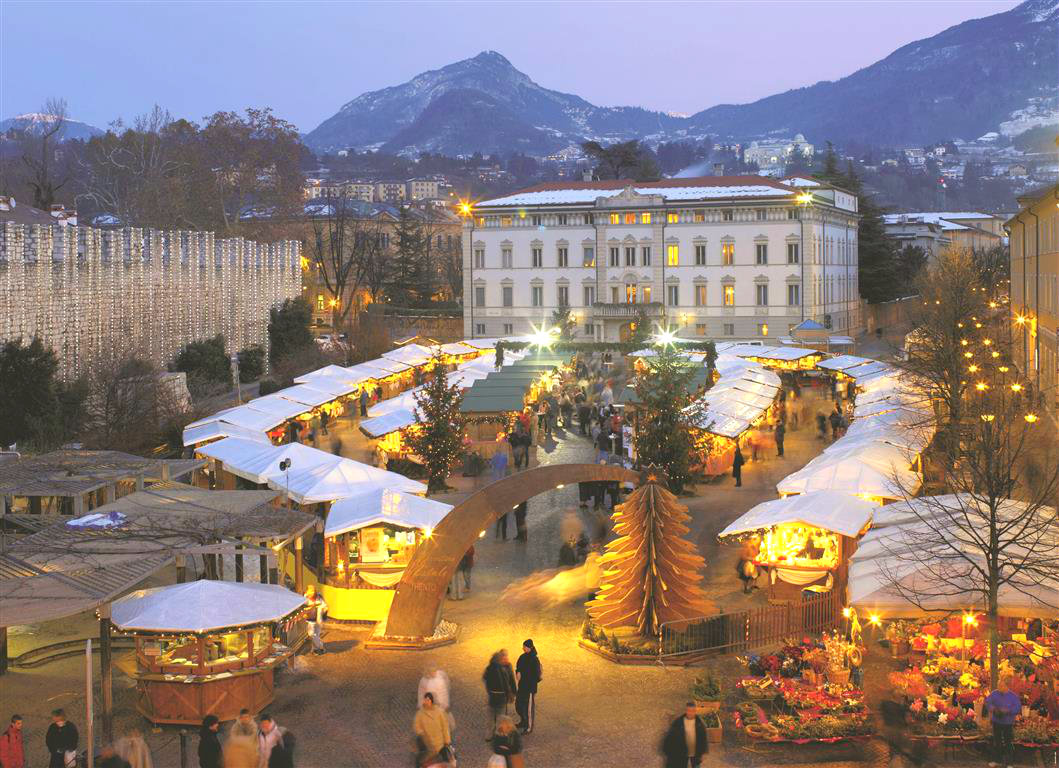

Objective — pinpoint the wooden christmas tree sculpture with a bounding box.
[587,471,712,636]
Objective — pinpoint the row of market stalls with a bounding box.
[182,340,491,450]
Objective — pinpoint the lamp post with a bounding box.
[280,458,292,514]
[230,354,241,405]
[459,200,474,338]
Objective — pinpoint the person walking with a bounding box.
[490,717,524,768]
[222,738,259,768]
[303,585,328,655]
[495,508,509,540]
[0,715,23,768]
[595,427,611,464]
[257,715,283,768]
[458,547,474,594]
[491,449,508,485]
[483,650,517,739]
[115,729,152,768]
[732,445,745,488]
[577,400,590,436]
[230,709,259,742]
[359,387,369,417]
[984,675,1020,768]
[514,640,542,734]
[413,692,452,767]
[816,412,828,440]
[829,407,842,441]
[198,716,222,768]
[508,427,524,471]
[661,702,708,768]
[45,709,77,768]
[513,502,528,542]
[775,420,786,458]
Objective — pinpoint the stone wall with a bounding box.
[0,222,301,381]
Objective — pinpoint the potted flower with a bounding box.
[691,673,722,714]
[702,710,723,743]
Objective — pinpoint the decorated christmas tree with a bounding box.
[587,471,712,636]
[407,351,465,494]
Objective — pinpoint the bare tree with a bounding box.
[899,248,987,456]
[21,97,70,209]
[882,364,1058,688]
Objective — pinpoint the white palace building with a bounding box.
[462,175,861,342]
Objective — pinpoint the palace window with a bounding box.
[695,323,707,336]
[723,323,734,336]
[693,210,705,223]
[583,247,595,267]
[756,243,768,265]
[532,247,543,268]
[609,247,620,267]
[641,212,652,224]
[502,286,513,307]
[624,212,636,225]
[625,246,636,266]
[756,284,769,306]
[475,286,486,307]
[625,284,637,303]
[557,247,568,267]
[609,213,620,225]
[721,242,734,266]
[667,212,679,224]
[503,323,513,335]
[756,208,767,221]
[642,286,651,303]
[473,248,485,269]
[695,244,706,266]
[475,323,485,335]
[722,209,734,222]
[787,284,800,306]
[787,243,800,264]
[667,244,679,266]
[641,246,651,266]
[723,284,735,306]
[557,285,569,307]
[583,285,595,305]
[531,286,543,306]
[667,285,679,306]
[695,284,707,306]
[502,248,512,268]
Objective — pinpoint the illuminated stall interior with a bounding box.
[111,580,307,725]
[319,488,452,621]
[718,490,877,601]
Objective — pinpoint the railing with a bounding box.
[658,590,840,663]
[590,302,666,318]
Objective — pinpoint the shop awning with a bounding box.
[111,580,308,633]
[722,344,821,362]
[439,342,477,356]
[295,364,371,388]
[185,405,288,434]
[182,420,273,448]
[361,409,417,438]
[777,453,921,500]
[245,395,311,423]
[843,360,893,379]
[274,384,340,408]
[382,344,436,367]
[719,491,878,539]
[816,355,874,372]
[368,388,420,418]
[273,456,427,505]
[325,488,452,537]
[196,438,338,485]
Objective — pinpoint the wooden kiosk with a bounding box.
[110,580,308,725]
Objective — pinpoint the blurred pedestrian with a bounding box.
[483,651,517,738]
[816,412,828,440]
[198,716,222,768]
[775,420,786,457]
[230,709,258,742]
[115,728,152,768]
[515,640,542,734]
[495,509,509,540]
[490,717,524,768]
[257,715,284,768]
[732,446,744,488]
[0,715,24,768]
[223,737,258,768]
[303,585,327,654]
[45,709,77,768]
[514,502,528,542]
[413,693,452,767]
[661,702,708,768]
[458,547,474,593]
[491,449,508,484]
[984,675,1020,768]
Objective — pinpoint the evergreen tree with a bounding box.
[630,307,651,347]
[633,347,697,493]
[587,475,712,636]
[407,352,465,494]
[386,207,424,306]
[842,162,901,303]
[268,297,313,364]
[819,141,841,183]
[0,338,62,448]
[550,305,575,341]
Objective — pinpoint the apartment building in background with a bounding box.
[462,175,860,342]
[883,211,1005,259]
[1008,184,1059,419]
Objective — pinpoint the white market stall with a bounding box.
[319,488,452,621]
[777,452,922,503]
[275,456,427,506]
[112,580,307,725]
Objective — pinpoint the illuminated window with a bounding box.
[642,286,651,303]
[316,294,325,311]
[721,242,735,266]
[501,216,512,227]
[667,244,679,266]
[695,323,706,336]
[582,247,595,267]
[624,212,636,224]
[758,323,769,336]
[723,284,735,306]
[667,212,679,223]
[625,284,637,303]
[608,213,619,224]
[641,212,652,224]
[695,285,707,306]
[694,210,705,223]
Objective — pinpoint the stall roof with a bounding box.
[368,388,420,418]
[361,409,417,438]
[187,404,287,433]
[777,453,921,500]
[296,364,373,386]
[273,384,341,408]
[274,456,427,504]
[325,488,452,537]
[460,392,526,414]
[843,360,893,379]
[358,358,412,376]
[718,491,878,539]
[817,355,874,372]
[182,420,273,448]
[111,580,307,633]
[196,438,337,485]
[244,395,311,423]
[382,343,436,367]
[439,342,477,356]
[0,450,162,497]
[723,344,821,362]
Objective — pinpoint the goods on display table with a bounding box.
[882,615,1059,745]
[733,635,873,744]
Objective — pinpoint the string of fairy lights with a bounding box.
[0,221,301,382]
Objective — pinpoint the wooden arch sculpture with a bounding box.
[383,463,640,639]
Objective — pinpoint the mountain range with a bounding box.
[0,113,104,141]
[304,0,1058,156]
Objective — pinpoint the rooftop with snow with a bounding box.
[476,176,807,207]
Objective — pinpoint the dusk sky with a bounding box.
[2,0,1020,133]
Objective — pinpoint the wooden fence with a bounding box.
[658,591,841,662]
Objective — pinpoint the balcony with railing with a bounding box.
[590,302,666,319]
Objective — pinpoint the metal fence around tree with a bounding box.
[658,590,840,662]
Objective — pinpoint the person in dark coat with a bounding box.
[774,420,786,457]
[359,388,369,417]
[661,703,708,768]
[267,728,295,768]
[198,715,222,768]
[816,412,828,440]
[483,650,517,738]
[513,501,528,542]
[491,717,523,768]
[577,401,590,435]
[829,407,842,440]
[515,639,542,734]
[732,446,745,487]
[45,710,77,768]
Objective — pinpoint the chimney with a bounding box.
[0,195,11,211]
[712,163,724,177]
